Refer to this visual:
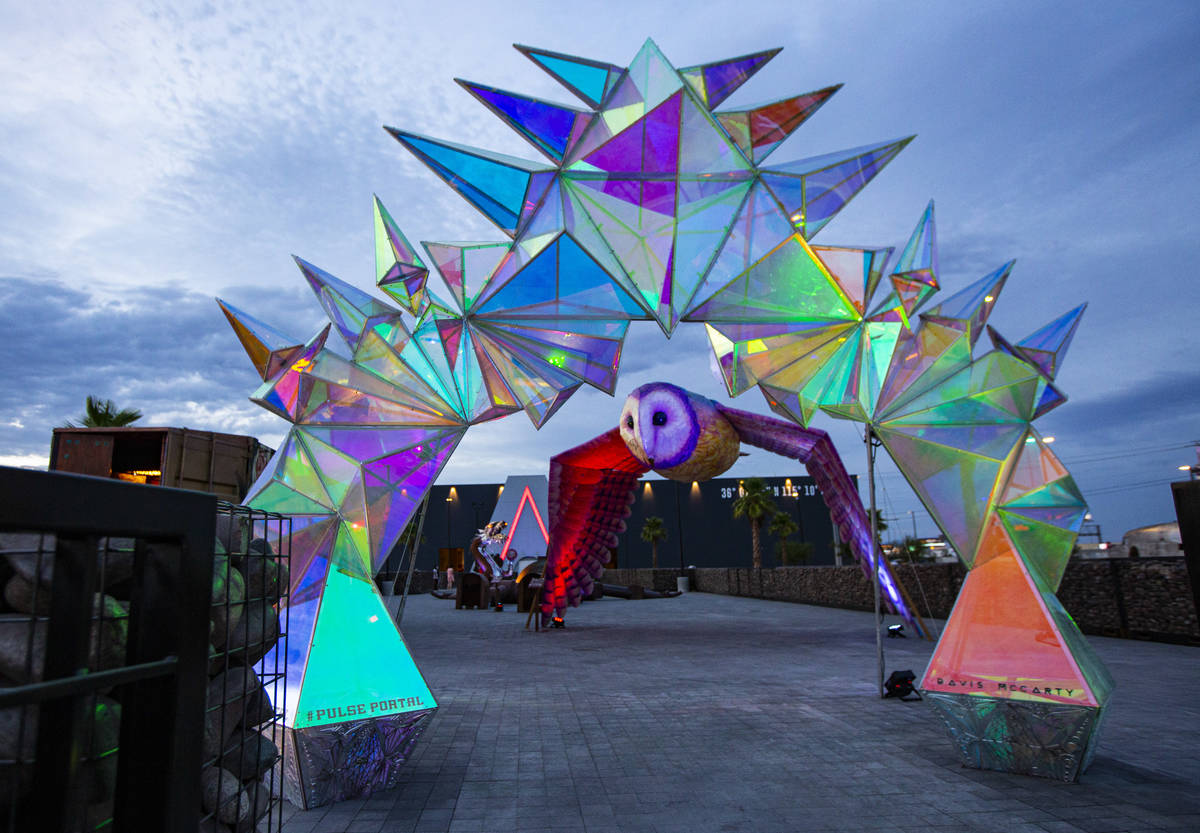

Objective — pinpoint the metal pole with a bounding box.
[867,425,884,697]
[910,510,917,539]
[675,481,684,575]
[395,493,430,628]
[832,519,842,567]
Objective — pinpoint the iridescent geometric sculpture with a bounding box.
[222,37,1109,798]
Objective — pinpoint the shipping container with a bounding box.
[49,427,273,501]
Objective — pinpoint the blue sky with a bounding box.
[1,0,1197,541]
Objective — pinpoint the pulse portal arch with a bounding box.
[222,39,1108,803]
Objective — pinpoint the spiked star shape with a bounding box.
[389,39,911,335]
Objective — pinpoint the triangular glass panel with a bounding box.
[875,427,1006,562]
[921,260,1012,347]
[1041,591,1115,706]
[810,245,893,315]
[687,234,859,323]
[880,421,1027,462]
[458,80,592,164]
[624,38,684,115]
[672,178,753,323]
[559,180,651,308]
[706,320,852,396]
[678,47,781,109]
[566,178,678,329]
[374,196,428,313]
[684,179,791,315]
[422,241,511,313]
[998,508,1076,593]
[891,199,938,283]
[293,568,437,729]
[677,94,755,175]
[716,85,840,164]
[760,137,913,238]
[1033,381,1068,418]
[472,329,582,427]
[1017,304,1087,380]
[999,435,1072,504]
[298,425,459,468]
[473,317,628,394]
[217,299,303,381]
[920,546,1102,706]
[386,129,552,235]
[352,329,460,420]
[296,429,363,507]
[758,381,819,427]
[515,44,624,109]
[283,516,338,603]
[294,257,400,350]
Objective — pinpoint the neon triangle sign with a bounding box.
[499,485,549,562]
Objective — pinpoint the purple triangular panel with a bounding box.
[687,48,781,109]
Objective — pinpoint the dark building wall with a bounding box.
[614,475,841,570]
[380,483,503,577]
[383,474,846,575]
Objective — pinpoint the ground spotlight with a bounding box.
[887,624,906,638]
[884,669,921,700]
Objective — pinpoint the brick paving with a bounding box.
[281,590,1200,833]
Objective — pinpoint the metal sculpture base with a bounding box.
[282,708,436,809]
[924,691,1106,782]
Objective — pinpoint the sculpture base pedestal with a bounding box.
[282,708,436,809]
[924,691,1106,782]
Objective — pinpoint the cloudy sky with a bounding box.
[1,0,1196,541]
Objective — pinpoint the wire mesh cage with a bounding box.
[202,502,291,832]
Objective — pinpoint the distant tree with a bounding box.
[896,535,935,563]
[769,511,799,565]
[868,509,888,535]
[640,515,667,569]
[732,477,776,569]
[831,538,854,566]
[782,540,814,566]
[65,396,142,428]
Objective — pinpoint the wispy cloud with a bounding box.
[1,0,1196,538]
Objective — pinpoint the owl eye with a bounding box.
[652,411,667,426]
[625,415,634,429]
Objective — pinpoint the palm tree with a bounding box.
[640,515,667,569]
[66,396,142,428]
[769,511,799,565]
[868,509,888,535]
[732,477,776,569]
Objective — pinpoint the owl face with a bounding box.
[618,382,700,470]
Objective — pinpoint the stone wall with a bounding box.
[1057,558,1199,640]
[602,557,1199,642]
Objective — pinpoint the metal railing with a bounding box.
[0,466,214,832]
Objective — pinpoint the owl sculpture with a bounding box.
[540,382,916,630]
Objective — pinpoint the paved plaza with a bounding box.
[281,590,1200,833]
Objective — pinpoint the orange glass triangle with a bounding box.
[921,538,1098,707]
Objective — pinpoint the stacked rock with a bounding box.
[0,532,130,828]
[202,516,289,832]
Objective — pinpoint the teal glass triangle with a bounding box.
[293,568,436,728]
